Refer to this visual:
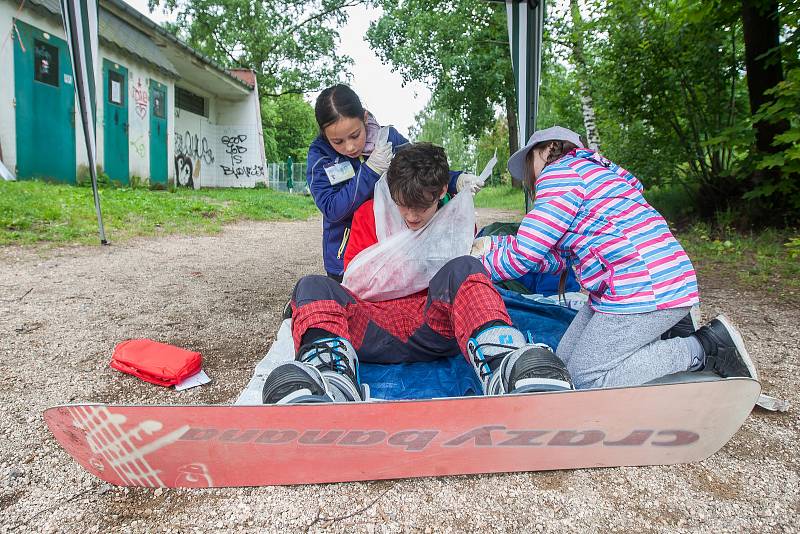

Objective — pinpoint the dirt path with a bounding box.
[1,210,797,533]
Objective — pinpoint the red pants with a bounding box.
[291,256,511,364]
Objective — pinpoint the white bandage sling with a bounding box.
[342,175,475,302]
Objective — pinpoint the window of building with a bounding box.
[108,70,125,106]
[152,87,166,118]
[34,40,59,87]
[175,86,207,117]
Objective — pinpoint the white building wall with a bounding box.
[172,80,215,189]
[0,6,67,175]
[97,47,172,184]
[215,82,266,186]
[173,81,264,189]
[0,3,16,173]
[1,4,261,188]
[0,8,176,184]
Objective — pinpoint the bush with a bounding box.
[748,67,800,221]
[643,183,697,227]
[76,164,110,187]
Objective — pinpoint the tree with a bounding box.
[475,115,510,186]
[367,0,519,158]
[148,0,365,95]
[593,1,750,216]
[261,94,318,161]
[546,0,603,150]
[409,103,476,172]
[736,0,799,221]
[740,0,789,155]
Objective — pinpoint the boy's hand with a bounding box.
[456,173,484,195]
[470,236,492,258]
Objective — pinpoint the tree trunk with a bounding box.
[570,0,601,150]
[577,79,600,150]
[741,0,788,155]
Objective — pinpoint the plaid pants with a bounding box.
[291,256,511,363]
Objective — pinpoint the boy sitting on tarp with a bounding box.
[261,143,574,404]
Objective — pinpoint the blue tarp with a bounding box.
[360,289,578,400]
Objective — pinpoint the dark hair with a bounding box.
[526,140,579,177]
[387,143,450,209]
[538,140,579,165]
[315,84,366,132]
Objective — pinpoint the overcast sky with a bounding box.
[125,1,431,136]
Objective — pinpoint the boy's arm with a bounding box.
[344,200,378,270]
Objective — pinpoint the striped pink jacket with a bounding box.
[482,149,699,314]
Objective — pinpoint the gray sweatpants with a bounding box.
[556,305,694,390]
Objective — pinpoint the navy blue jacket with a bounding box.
[306,127,461,276]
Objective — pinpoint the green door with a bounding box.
[149,80,168,184]
[13,19,76,183]
[103,59,129,184]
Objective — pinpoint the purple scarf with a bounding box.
[361,112,382,156]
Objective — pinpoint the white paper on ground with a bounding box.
[756,393,790,412]
[175,369,211,391]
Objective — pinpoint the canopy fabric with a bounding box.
[490,0,546,210]
[60,0,107,243]
[505,0,545,145]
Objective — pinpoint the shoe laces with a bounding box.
[471,341,518,380]
[299,339,356,380]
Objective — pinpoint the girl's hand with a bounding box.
[470,236,492,258]
[456,173,484,195]
[365,140,393,174]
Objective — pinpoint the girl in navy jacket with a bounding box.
[307,84,468,280]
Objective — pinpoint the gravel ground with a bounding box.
[0,209,798,533]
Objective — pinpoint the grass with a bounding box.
[677,223,800,294]
[473,184,526,213]
[0,180,318,246]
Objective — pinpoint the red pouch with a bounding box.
[110,339,202,387]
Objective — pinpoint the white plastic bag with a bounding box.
[342,176,475,301]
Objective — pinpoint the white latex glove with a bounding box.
[365,140,392,174]
[456,173,485,195]
[470,236,492,258]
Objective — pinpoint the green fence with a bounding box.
[265,162,307,193]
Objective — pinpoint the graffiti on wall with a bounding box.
[173,125,264,187]
[174,130,215,188]
[132,78,149,120]
[130,135,145,158]
[220,134,264,180]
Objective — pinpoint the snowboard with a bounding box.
[44,378,760,487]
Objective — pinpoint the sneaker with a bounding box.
[262,337,365,404]
[466,325,574,395]
[693,315,757,379]
[661,307,700,339]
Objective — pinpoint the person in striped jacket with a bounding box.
[471,126,757,390]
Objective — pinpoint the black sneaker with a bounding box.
[262,362,329,404]
[661,308,700,339]
[466,325,574,394]
[694,315,757,379]
[499,345,574,394]
[262,337,365,404]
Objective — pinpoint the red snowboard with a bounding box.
[44,378,760,487]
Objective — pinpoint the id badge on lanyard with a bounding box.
[324,160,356,186]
